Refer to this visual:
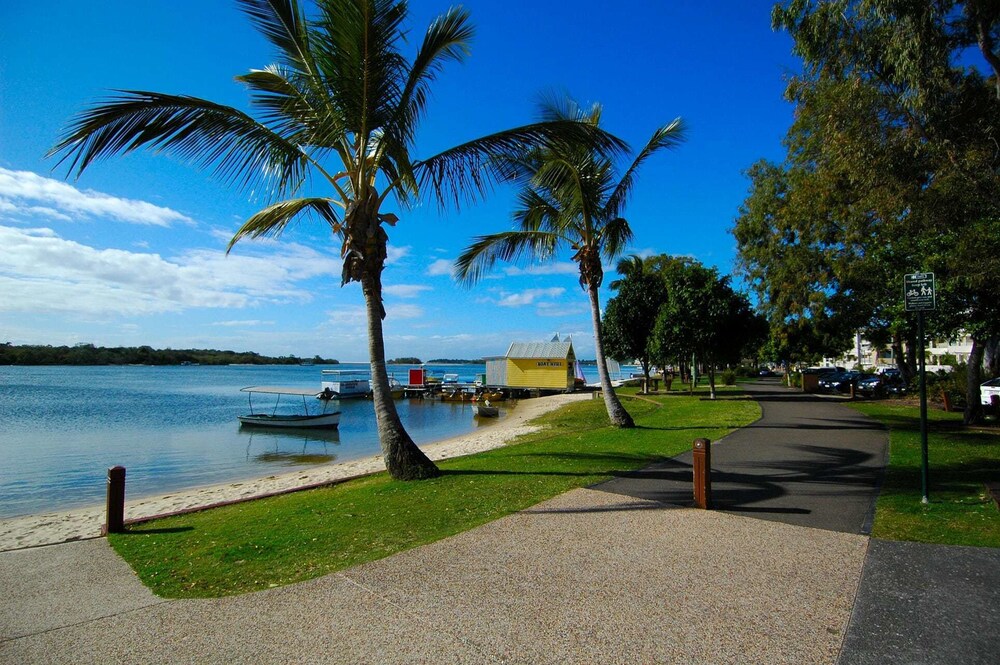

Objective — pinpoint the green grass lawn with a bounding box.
[110,388,758,598]
[850,402,1000,548]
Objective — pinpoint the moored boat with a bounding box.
[239,386,342,429]
[474,404,500,418]
[320,370,371,399]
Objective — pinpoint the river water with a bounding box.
[0,363,506,519]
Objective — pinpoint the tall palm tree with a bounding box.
[455,100,685,428]
[49,0,622,480]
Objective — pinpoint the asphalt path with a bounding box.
[595,379,888,534]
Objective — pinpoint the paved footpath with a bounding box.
[1,380,997,663]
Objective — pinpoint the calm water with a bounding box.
[0,363,503,519]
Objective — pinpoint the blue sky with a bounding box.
[0,1,798,361]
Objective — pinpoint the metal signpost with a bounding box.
[904,272,935,504]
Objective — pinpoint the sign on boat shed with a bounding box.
[486,340,577,392]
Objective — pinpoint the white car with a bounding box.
[981,377,1000,407]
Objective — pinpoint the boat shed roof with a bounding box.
[505,341,574,359]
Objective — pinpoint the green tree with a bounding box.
[455,100,685,427]
[647,257,762,399]
[602,256,668,389]
[49,0,620,479]
[736,0,999,421]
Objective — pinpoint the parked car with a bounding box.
[981,377,1000,407]
[857,373,908,397]
[758,368,775,377]
[818,371,863,394]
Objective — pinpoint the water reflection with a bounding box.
[243,427,340,466]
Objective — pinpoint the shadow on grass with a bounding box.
[120,526,195,535]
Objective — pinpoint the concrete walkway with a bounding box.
[1,379,997,663]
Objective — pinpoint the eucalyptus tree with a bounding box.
[455,101,685,427]
[49,0,621,479]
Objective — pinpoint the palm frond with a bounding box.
[227,197,340,252]
[417,120,628,209]
[48,90,308,197]
[605,117,686,217]
[599,216,634,262]
[391,5,473,148]
[454,230,560,285]
[512,187,562,233]
[237,0,314,73]
[313,0,408,146]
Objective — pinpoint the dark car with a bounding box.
[818,370,863,394]
[857,372,908,397]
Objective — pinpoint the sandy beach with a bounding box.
[0,393,590,552]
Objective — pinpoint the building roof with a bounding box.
[505,341,574,359]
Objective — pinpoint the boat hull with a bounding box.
[238,412,341,429]
[474,406,500,418]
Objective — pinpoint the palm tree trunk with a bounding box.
[587,283,635,428]
[361,272,440,480]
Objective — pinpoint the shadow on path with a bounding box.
[593,379,889,534]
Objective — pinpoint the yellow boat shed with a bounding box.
[485,340,577,392]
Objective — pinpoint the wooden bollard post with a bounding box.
[692,438,712,509]
[104,465,126,535]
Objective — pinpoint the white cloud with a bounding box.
[0,225,341,316]
[504,262,578,276]
[387,304,424,319]
[386,244,410,265]
[498,287,566,307]
[535,301,590,317]
[384,284,432,298]
[426,258,453,277]
[211,320,275,327]
[0,168,195,227]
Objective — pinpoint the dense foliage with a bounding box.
[602,255,766,398]
[734,0,1000,422]
[0,343,337,366]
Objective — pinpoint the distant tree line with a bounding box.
[0,343,339,366]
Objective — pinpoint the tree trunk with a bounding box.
[891,332,911,384]
[905,332,918,382]
[964,337,985,426]
[707,363,716,400]
[985,337,999,377]
[361,273,440,479]
[587,283,634,428]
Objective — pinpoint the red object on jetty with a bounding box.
[409,368,426,386]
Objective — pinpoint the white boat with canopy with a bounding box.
[320,370,371,399]
[238,386,341,429]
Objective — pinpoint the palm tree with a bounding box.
[609,254,646,290]
[455,100,685,428]
[49,0,621,480]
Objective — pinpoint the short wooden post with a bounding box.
[104,465,126,535]
[692,438,712,509]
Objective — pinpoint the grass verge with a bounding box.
[850,402,1000,547]
[109,388,757,598]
